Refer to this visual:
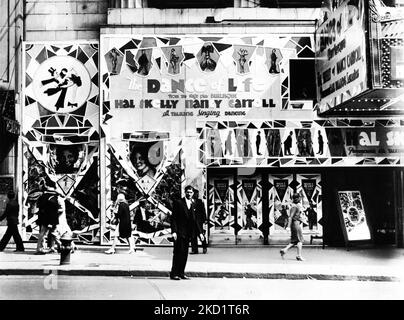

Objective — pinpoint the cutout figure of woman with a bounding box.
[169,48,180,74]
[225,131,233,156]
[110,48,119,74]
[200,44,216,72]
[269,48,280,74]
[236,130,244,157]
[238,48,248,74]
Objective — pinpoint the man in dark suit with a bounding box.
[169,185,200,280]
[0,190,25,252]
[190,188,207,254]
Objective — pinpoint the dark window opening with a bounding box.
[260,0,323,8]
[289,59,316,101]
[147,0,234,9]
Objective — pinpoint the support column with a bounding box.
[394,169,404,248]
[262,172,269,245]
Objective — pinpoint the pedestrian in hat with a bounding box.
[280,193,307,261]
[105,192,136,254]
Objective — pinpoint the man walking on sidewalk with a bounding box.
[0,190,25,252]
[169,185,198,280]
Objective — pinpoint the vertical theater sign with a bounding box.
[315,0,368,113]
[22,42,100,243]
[315,0,404,115]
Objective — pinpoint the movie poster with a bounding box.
[338,190,371,241]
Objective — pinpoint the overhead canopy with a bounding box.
[317,88,404,117]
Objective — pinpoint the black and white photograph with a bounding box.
[0,0,404,312]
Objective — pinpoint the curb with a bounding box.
[0,268,400,282]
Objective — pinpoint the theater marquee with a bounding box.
[315,0,368,113]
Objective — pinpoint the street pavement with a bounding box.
[0,243,403,282]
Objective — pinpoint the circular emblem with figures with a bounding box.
[32,56,91,113]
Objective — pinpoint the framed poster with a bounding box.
[337,190,372,246]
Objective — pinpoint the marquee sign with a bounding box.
[315,0,368,112]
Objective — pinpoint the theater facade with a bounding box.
[20,0,404,247]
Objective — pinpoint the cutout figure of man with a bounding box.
[269,48,281,74]
[256,131,262,156]
[284,131,294,156]
[317,131,324,155]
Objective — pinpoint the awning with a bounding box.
[318,89,404,117]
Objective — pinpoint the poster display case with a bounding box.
[337,190,372,247]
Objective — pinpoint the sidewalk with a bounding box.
[1,243,403,282]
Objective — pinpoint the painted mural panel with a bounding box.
[268,174,294,235]
[197,119,404,167]
[208,176,235,239]
[296,174,323,237]
[236,176,263,243]
[103,135,184,245]
[22,42,100,243]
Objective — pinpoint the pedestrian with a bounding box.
[280,193,306,261]
[105,192,136,254]
[284,131,293,156]
[35,180,62,254]
[169,185,198,280]
[0,190,25,252]
[190,188,207,254]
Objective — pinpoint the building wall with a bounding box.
[24,0,108,41]
[0,0,23,91]
[18,3,403,246]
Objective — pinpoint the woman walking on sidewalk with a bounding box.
[280,193,306,261]
[105,193,136,254]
